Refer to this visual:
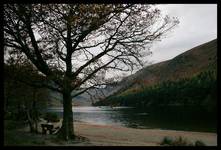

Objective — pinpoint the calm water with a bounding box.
[47,106,217,133]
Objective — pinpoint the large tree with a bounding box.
[4,4,179,140]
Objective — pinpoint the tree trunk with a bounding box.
[26,90,39,134]
[26,108,35,133]
[32,94,39,134]
[58,89,74,140]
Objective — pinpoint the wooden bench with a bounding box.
[41,123,54,134]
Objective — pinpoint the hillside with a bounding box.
[114,39,217,95]
[94,39,217,107]
[48,39,217,107]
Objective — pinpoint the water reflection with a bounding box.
[47,106,216,132]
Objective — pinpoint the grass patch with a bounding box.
[4,121,91,146]
[4,129,47,146]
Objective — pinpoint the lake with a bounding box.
[47,106,217,133]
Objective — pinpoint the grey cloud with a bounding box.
[148,4,217,64]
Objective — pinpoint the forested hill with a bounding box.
[94,39,217,109]
[112,39,216,96]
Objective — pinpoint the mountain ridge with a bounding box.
[115,38,217,95]
[48,39,217,107]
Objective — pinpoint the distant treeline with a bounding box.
[95,70,217,112]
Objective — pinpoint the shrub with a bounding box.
[195,140,206,146]
[160,136,206,146]
[160,136,173,145]
[44,112,60,122]
[4,120,25,130]
[4,112,12,120]
[172,136,193,146]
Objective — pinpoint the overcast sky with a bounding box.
[4,4,217,80]
[146,4,217,65]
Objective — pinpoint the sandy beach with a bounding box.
[73,122,217,146]
[7,119,216,146]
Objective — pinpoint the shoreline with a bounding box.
[73,121,217,146]
[7,120,216,146]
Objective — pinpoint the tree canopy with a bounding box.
[4,4,179,95]
[4,4,179,140]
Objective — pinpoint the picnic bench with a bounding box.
[41,123,60,134]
